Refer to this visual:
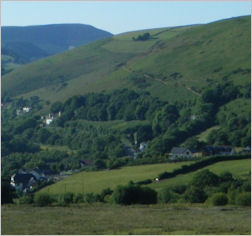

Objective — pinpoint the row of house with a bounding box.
[10,165,56,193]
[16,106,32,115]
[168,145,248,159]
[41,111,61,126]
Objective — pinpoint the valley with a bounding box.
[1,15,251,235]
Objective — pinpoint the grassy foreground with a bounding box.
[2,204,251,235]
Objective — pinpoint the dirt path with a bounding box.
[122,65,200,96]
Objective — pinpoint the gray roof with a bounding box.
[171,147,197,154]
[13,173,35,185]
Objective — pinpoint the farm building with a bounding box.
[203,146,235,156]
[169,147,198,159]
[10,173,36,192]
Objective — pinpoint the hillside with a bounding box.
[2,16,250,182]
[2,16,250,103]
[38,158,250,195]
[1,24,112,74]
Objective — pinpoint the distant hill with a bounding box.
[1,24,113,74]
[2,16,250,103]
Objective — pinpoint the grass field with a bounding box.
[148,159,251,192]
[3,16,250,106]
[39,161,195,194]
[38,158,250,196]
[2,204,251,235]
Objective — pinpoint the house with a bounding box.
[203,146,235,156]
[139,142,147,152]
[10,173,36,192]
[170,147,198,159]
[23,107,31,112]
[46,118,53,125]
[29,167,49,180]
[79,159,94,168]
[239,146,251,155]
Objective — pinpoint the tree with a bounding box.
[94,159,106,170]
[190,169,219,188]
[1,179,15,204]
[111,183,157,205]
[50,101,63,113]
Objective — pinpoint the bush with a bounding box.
[84,193,98,203]
[211,192,228,206]
[112,184,157,205]
[19,194,34,204]
[227,189,238,204]
[219,172,233,182]
[99,188,113,202]
[235,192,251,206]
[171,184,187,194]
[158,188,177,203]
[190,169,219,188]
[57,192,74,205]
[73,193,84,203]
[185,186,208,203]
[241,179,251,192]
[34,193,55,206]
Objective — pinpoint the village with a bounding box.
[10,142,250,194]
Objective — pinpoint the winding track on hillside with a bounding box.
[122,65,200,96]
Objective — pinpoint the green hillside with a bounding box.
[38,161,196,194]
[2,16,250,104]
[2,16,250,183]
[38,158,250,195]
[148,158,251,192]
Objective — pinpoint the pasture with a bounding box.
[38,161,195,194]
[148,159,251,192]
[2,204,251,235]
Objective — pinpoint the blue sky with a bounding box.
[2,1,251,34]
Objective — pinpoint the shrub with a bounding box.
[158,188,177,203]
[19,194,34,204]
[73,193,84,203]
[112,184,157,205]
[57,192,74,205]
[190,169,219,188]
[99,188,113,202]
[84,193,98,203]
[211,192,228,206]
[171,184,187,194]
[34,193,55,206]
[235,192,251,206]
[241,179,251,192]
[219,172,233,182]
[227,189,238,204]
[185,186,208,203]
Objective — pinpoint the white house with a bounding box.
[46,118,53,125]
[139,142,147,152]
[23,107,31,112]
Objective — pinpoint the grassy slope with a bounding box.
[39,161,195,194]
[39,158,250,195]
[3,16,250,104]
[147,159,251,192]
[2,204,250,235]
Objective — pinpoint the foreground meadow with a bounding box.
[2,204,250,235]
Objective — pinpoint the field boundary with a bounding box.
[135,154,251,185]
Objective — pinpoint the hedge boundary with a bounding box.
[135,154,250,185]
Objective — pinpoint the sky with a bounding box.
[1,1,251,34]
